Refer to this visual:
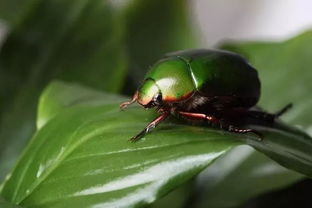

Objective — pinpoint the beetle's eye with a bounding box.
[153,94,162,105]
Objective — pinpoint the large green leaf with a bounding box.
[193,146,303,208]
[151,147,303,208]
[1,82,239,207]
[0,197,21,208]
[149,180,195,208]
[1,81,311,207]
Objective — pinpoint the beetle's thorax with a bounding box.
[137,79,161,107]
[137,77,194,109]
[137,57,195,108]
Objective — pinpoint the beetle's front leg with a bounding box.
[120,91,138,110]
[130,111,170,142]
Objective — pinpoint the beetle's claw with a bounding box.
[129,136,139,142]
[129,134,139,142]
[250,130,263,141]
[120,101,130,110]
[129,129,146,142]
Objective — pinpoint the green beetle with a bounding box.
[120,49,291,141]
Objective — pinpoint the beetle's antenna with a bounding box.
[120,91,138,110]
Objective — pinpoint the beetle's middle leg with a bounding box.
[130,112,169,142]
[177,111,262,139]
[178,111,218,123]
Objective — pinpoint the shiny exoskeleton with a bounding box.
[120,49,291,141]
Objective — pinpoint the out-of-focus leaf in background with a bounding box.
[0,0,37,25]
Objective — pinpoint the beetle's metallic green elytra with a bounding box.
[138,49,260,107]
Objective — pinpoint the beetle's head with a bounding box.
[137,79,162,108]
[120,57,195,110]
[119,79,162,110]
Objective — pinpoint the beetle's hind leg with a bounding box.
[218,119,262,140]
[177,111,262,140]
[226,124,263,140]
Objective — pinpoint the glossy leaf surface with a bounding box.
[1,82,239,207]
[194,146,303,208]
[1,81,311,207]
[0,197,21,208]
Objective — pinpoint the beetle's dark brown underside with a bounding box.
[126,89,292,142]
